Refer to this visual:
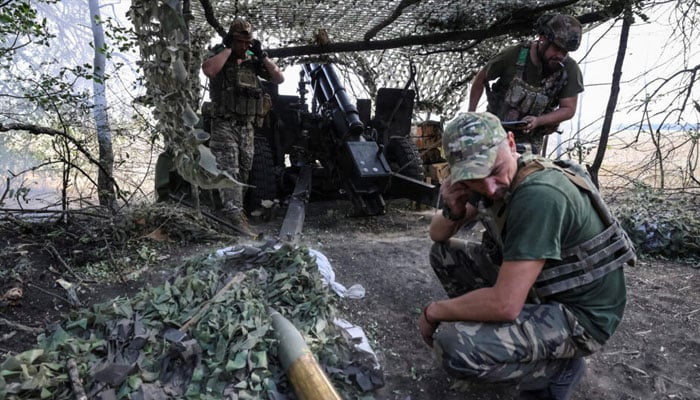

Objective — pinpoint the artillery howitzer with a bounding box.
[248,63,439,241]
[156,63,439,240]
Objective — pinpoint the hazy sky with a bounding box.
[547,5,698,146]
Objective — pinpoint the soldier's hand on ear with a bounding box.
[222,31,234,48]
[250,39,265,58]
[439,177,471,219]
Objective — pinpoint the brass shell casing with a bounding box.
[269,307,343,400]
[287,353,343,400]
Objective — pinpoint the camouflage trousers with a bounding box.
[209,117,255,212]
[428,239,602,390]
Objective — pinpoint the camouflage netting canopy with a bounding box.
[191,0,631,118]
[127,0,631,191]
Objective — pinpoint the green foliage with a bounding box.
[1,1,107,209]
[0,244,373,399]
[102,15,138,55]
[18,63,93,117]
[0,0,155,210]
[611,187,700,260]
[0,0,53,62]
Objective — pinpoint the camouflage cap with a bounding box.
[229,18,253,41]
[443,112,507,182]
[536,14,582,52]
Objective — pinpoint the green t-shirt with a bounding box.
[485,43,584,100]
[500,168,626,344]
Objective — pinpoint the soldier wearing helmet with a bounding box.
[202,18,284,232]
[468,14,584,155]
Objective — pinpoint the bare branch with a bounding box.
[589,3,633,187]
[0,317,44,335]
[363,0,421,42]
[267,7,617,58]
[198,0,226,38]
[0,122,126,204]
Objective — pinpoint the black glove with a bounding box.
[250,39,265,58]
[222,32,234,48]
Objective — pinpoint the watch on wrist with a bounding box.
[441,205,466,221]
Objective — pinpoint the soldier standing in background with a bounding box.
[468,14,584,155]
[202,18,284,230]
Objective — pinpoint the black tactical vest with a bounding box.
[487,44,568,121]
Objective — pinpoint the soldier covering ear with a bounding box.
[201,17,284,234]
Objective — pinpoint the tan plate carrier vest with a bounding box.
[209,55,267,123]
[480,156,636,298]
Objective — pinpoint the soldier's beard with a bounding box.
[538,43,564,74]
[542,55,564,74]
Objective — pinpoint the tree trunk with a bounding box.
[88,0,115,209]
[588,3,633,188]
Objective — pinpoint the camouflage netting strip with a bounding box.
[128,0,244,192]
[0,243,378,399]
[610,190,700,260]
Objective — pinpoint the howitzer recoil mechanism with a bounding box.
[302,63,365,139]
[254,63,439,243]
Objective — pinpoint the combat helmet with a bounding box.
[229,18,253,41]
[535,14,582,52]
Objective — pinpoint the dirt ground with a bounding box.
[1,199,699,400]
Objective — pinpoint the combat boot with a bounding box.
[517,357,586,400]
[223,205,259,239]
[231,211,260,239]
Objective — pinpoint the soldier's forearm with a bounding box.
[202,49,231,78]
[262,57,285,84]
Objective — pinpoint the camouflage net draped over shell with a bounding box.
[0,244,376,399]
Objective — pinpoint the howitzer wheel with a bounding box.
[386,136,425,181]
[245,136,279,213]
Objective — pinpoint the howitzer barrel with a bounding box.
[303,63,364,137]
[269,308,343,400]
